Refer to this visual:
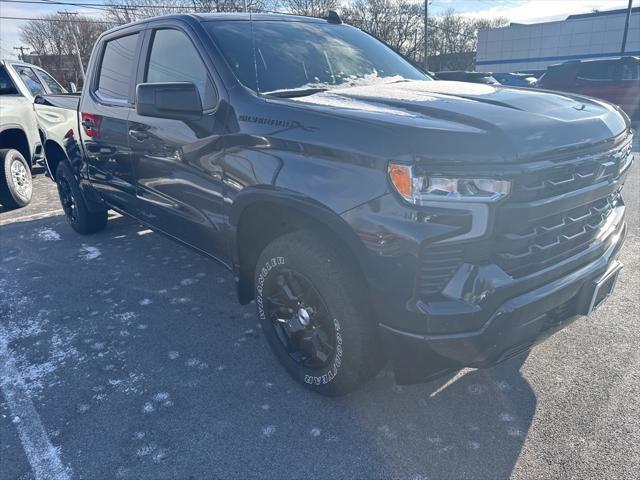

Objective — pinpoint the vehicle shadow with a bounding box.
[1,212,536,480]
[342,354,535,479]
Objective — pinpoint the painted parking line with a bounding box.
[0,325,72,480]
[0,209,64,227]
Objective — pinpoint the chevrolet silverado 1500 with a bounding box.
[36,13,633,395]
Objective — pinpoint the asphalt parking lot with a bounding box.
[1,150,639,479]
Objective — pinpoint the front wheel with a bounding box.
[0,149,32,209]
[255,230,383,396]
[55,161,108,234]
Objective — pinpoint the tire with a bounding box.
[0,149,32,209]
[55,161,108,234]
[255,229,383,396]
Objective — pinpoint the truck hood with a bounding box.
[290,80,629,162]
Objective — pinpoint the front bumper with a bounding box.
[378,219,626,384]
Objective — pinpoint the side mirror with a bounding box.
[136,82,202,121]
[68,82,77,93]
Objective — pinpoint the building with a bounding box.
[476,7,640,73]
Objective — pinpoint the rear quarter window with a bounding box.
[96,33,139,102]
[577,61,617,81]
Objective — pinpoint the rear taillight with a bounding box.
[81,112,102,138]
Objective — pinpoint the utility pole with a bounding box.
[58,10,85,81]
[621,0,633,54]
[13,46,29,61]
[423,0,428,71]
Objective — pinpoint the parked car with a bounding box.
[432,70,500,85]
[492,72,538,87]
[36,13,633,396]
[0,59,68,208]
[537,57,640,120]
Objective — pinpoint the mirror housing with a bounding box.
[136,82,202,121]
[68,82,77,93]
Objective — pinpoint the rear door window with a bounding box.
[35,68,65,94]
[14,65,46,95]
[97,33,139,103]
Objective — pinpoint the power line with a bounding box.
[0,15,114,23]
[40,0,110,12]
[0,0,199,9]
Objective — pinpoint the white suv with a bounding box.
[0,59,68,208]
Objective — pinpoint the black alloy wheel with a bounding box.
[263,269,337,370]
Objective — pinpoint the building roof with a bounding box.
[566,6,639,21]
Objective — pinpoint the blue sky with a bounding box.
[0,0,633,59]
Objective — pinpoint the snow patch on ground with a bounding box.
[35,228,61,241]
[79,244,102,260]
[153,392,169,402]
[499,413,515,422]
[0,278,74,479]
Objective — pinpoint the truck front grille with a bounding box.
[416,133,631,296]
[511,137,632,202]
[494,191,620,278]
[492,134,632,278]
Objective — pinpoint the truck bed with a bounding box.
[34,93,80,111]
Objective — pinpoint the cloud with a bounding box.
[457,0,631,24]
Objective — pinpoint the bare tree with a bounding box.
[342,0,424,62]
[20,14,109,86]
[278,0,338,17]
[342,4,508,70]
[104,0,188,24]
[104,0,274,22]
[191,0,273,12]
[429,9,508,69]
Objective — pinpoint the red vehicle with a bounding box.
[537,57,640,120]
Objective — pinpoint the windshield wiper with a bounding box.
[264,87,329,98]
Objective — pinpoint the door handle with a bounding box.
[128,129,148,142]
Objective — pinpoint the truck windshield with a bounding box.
[205,20,428,95]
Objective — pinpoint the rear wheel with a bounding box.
[55,161,107,234]
[255,229,382,396]
[0,149,32,209]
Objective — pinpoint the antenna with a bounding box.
[326,10,342,24]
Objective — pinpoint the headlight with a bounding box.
[388,163,511,205]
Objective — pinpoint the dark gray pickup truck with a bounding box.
[35,13,633,395]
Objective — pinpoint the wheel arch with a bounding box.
[0,125,31,169]
[231,188,374,305]
[42,139,69,180]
